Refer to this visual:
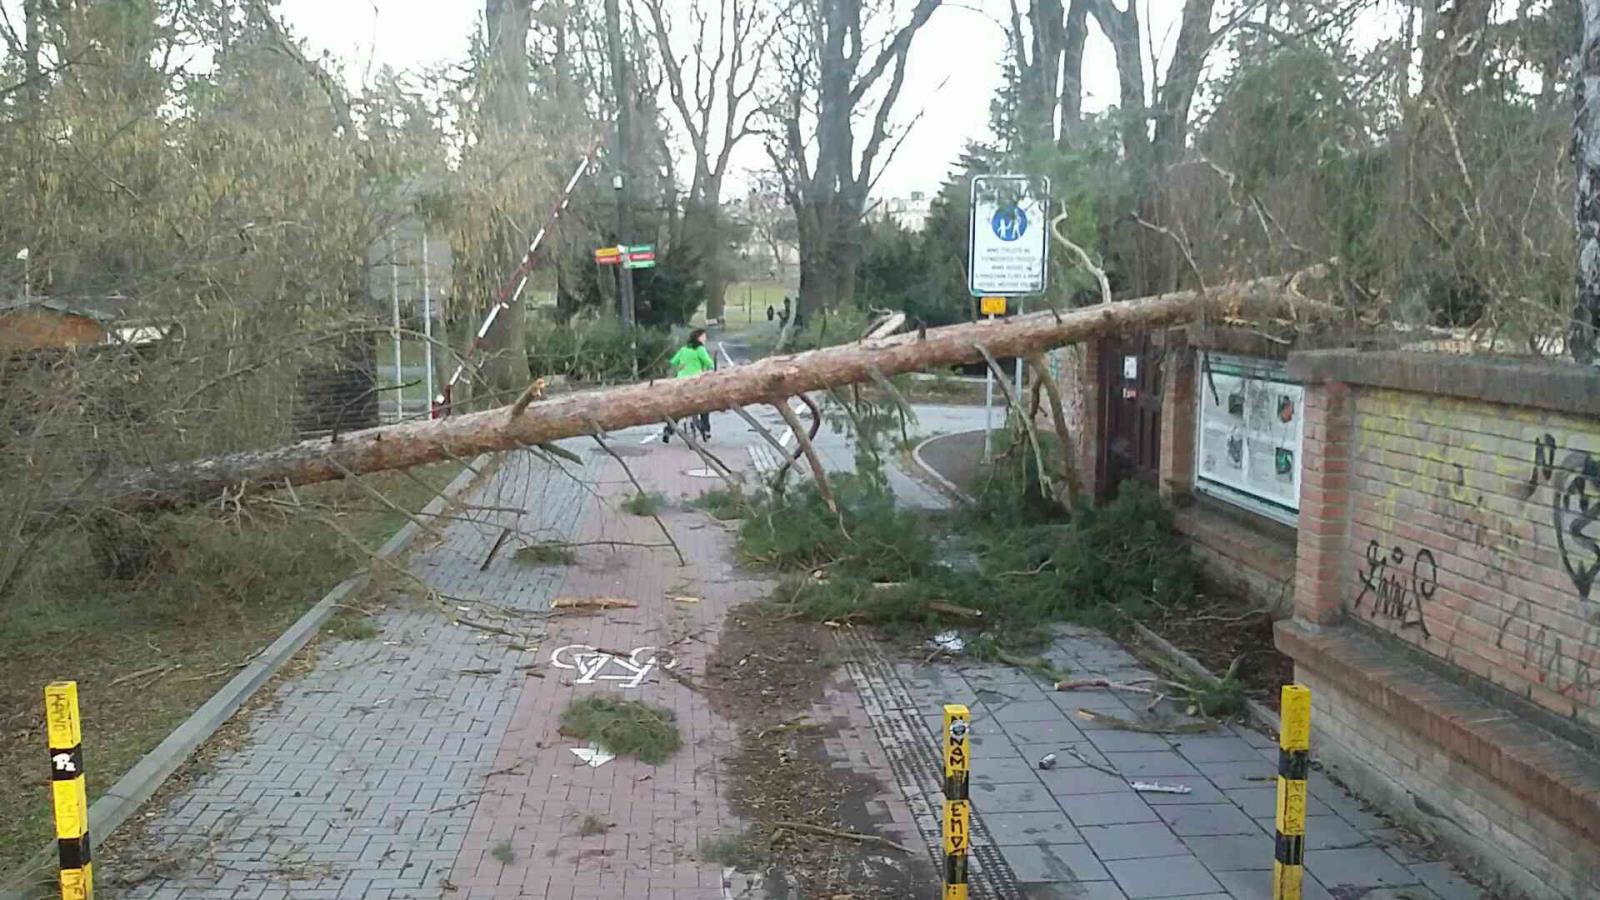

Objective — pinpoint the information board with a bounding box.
[1193,353,1303,525]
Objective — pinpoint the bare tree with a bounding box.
[1574,0,1600,362]
[639,0,770,322]
[767,0,943,320]
[451,0,539,402]
[1006,0,1091,146]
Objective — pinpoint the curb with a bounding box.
[1130,621,1282,736]
[908,432,975,505]
[0,455,497,899]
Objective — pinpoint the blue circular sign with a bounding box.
[991,205,1027,242]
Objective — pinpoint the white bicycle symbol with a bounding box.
[548,644,677,688]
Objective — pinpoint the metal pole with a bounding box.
[390,234,402,423]
[983,312,995,461]
[1014,297,1026,399]
[422,234,434,408]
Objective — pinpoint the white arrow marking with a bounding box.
[570,744,615,768]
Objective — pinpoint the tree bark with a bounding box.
[1574,0,1600,364]
[1088,0,1147,164]
[470,0,535,400]
[85,275,1324,512]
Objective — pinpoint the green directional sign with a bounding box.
[623,244,656,269]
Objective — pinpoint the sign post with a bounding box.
[978,297,1006,460]
[1274,684,1311,899]
[46,681,92,900]
[970,175,1049,463]
[942,704,971,900]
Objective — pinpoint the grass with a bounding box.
[323,607,380,641]
[558,694,682,764]
[577,814,608,837]
[706,280,793,332]
[0,461,466,873]
[513,542,578,565]
[699,831,761,868]
[622,492,665,517]
[490,840,517,865]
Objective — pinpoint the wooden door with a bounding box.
[1099,335,1163,499]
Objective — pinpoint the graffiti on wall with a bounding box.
[1352,396,1600,715]
[1495,600,1600,706]
[1353,541,1434,637]
[1517,434,1599,603]
[1355,393,1529,594]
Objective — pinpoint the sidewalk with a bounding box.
[106,419,932,900]
[900,429,1484,899]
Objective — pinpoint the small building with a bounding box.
[0,295,122,352]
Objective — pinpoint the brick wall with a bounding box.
[1281,350,1600,899]
[1299,666,1596,898]
[1343,386,1600,727]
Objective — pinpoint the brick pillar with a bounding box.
[1159,343,1196,500]
[1294,380,1353,624]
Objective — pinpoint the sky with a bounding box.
[281,0,1190,198]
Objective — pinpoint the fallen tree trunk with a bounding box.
[90,275,1328,512]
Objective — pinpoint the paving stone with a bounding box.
[1001,842,1111,883]
[1251,814,1369,850]
[1104,854,1222,898]
[981,810,1084,846]
[1192,760,1277,790]
[1079,822,1190,861]
[1169,736,1263,764]
[1017,882,1127,899]
[1306,847,1424,891]
[1082,730,1176,753]
[1224,787,1331,818]
[970,778,1065,813]
[1038,766,1133,796]
[1058,793,1161,827]
[1005,718,1091,745]
[1015,740,1109,769]
[1407,861,1488,899]
[1211,869,1336,900]
[965,665,1049,687]
[992,699,1072,724]
[1181,833,1275,871]
[1048,690,1144,714]
[1103,751,1200,778]
[1153,803,1257,836]
[1137,779,1230,806]
[972,751,1051,785]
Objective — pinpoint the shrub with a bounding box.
[526,317,674,382]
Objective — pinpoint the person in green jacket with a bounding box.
[662,328,715,443]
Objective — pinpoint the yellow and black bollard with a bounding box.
[1274,684,1311,900]
[941,704,971,900]
[45,681,93,900]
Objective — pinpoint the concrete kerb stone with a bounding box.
[1130,622,1282,736]
[909,432,974,505]
[0,454,497,900]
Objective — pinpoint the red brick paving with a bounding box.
[450,441,767,900]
